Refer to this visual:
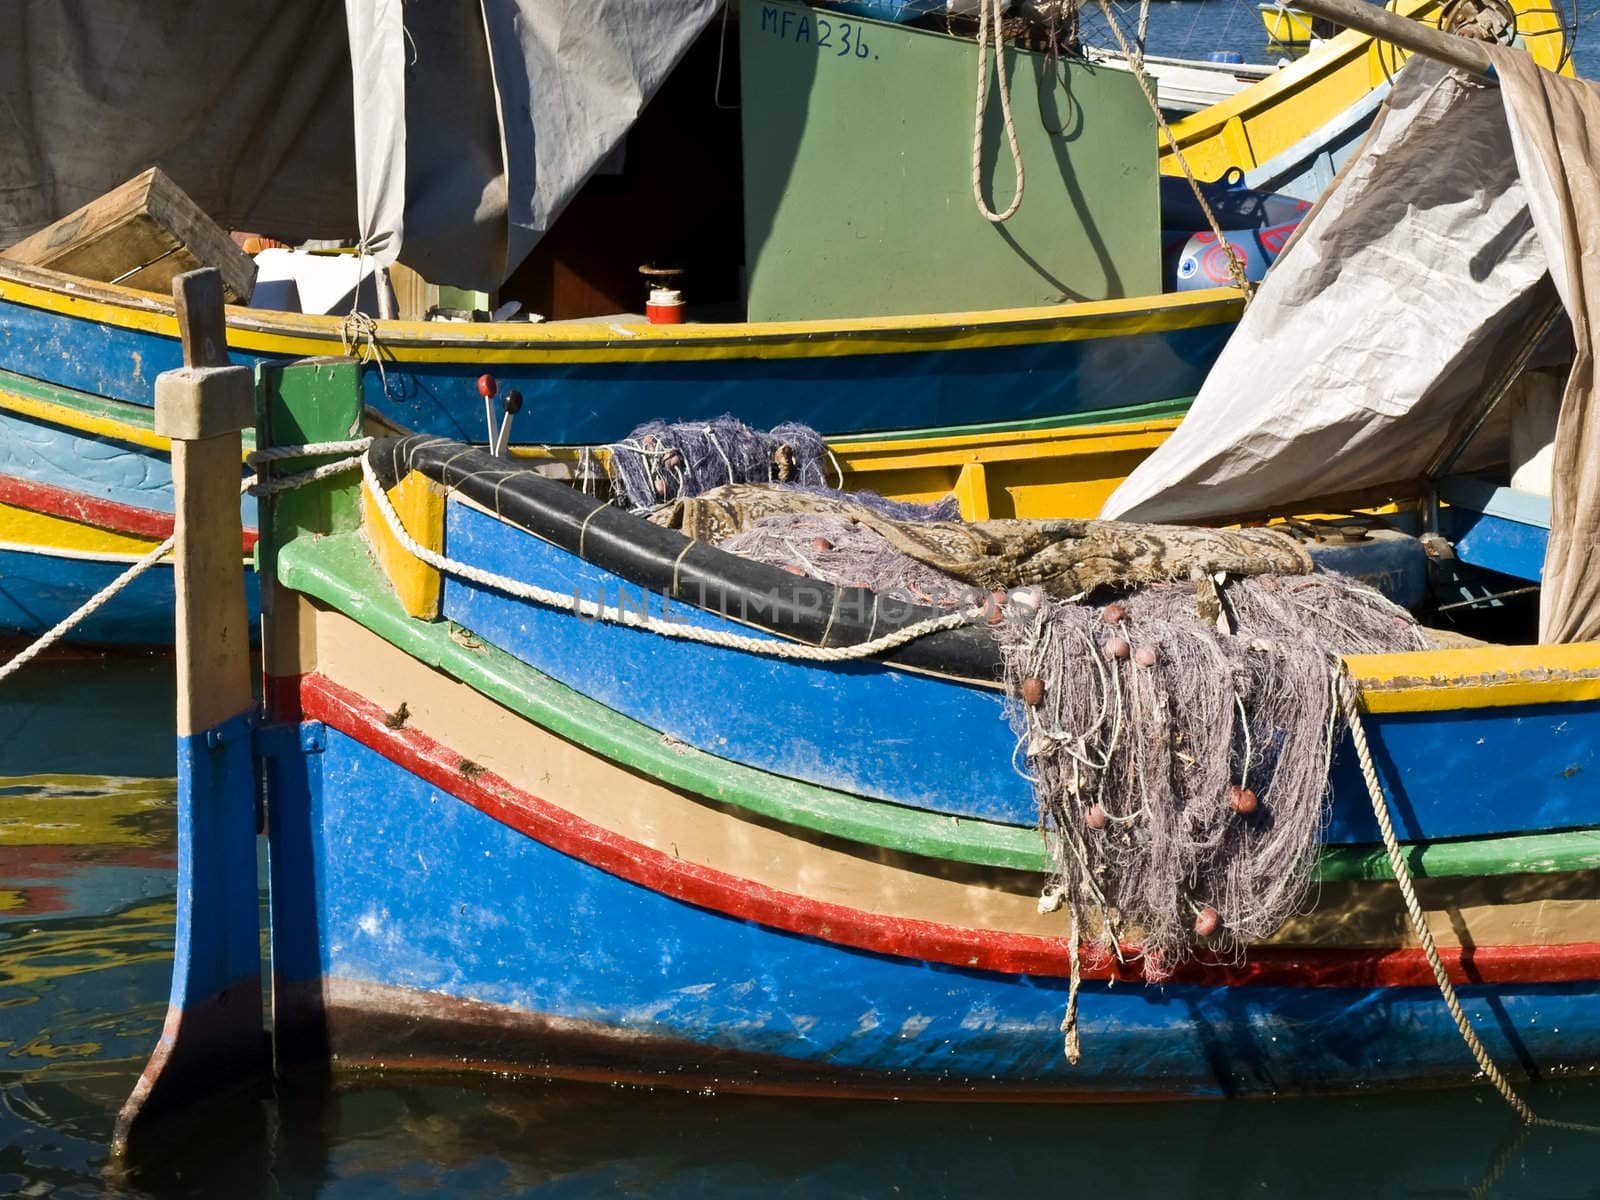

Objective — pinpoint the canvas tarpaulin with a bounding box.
[1101,50,1600,642]
[0,1,357,249]
[1489,46,1600,643]
[2,1,721,291]
[346,0,723,288]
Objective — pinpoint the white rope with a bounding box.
[0,534,177,684]
[972,0,1025,223]
[247,456,367,498]
[1337,666,1600,1134]
[247,439,374,466]
[362,455,984,661]
[0,439,373,684]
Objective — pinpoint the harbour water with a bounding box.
[6,3,1600,1194]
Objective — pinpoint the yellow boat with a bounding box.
[1260,3,1316,46]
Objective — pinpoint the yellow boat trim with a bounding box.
[1161,0,1572,181]
[362,470,446,620]
[1261,6,1314,45]
[1348,642,1600,714]
[0,382,168,453]
[833,414,1183,470]
[0,268,1242,365]
[0,503,170,558]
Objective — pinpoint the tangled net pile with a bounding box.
[609,416,834,509]
[713,493,1430,1004]
[998,574,1426,987]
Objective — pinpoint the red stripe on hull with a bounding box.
[295,671,1600,990]
[0,472,257,551]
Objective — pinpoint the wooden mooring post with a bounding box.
[111,269,266,1162]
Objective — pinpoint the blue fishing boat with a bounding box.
[116,344,1600,1155]
[72,7,1600,1166]
[0,0,1569,648]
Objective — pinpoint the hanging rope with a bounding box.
[1094,0,1255,302]
[362,455,986,662]
[1336,666,1600,1134]
[972,0,1026,223]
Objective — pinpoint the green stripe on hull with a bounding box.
[282,534,1050,871]
[281,532,1600,884]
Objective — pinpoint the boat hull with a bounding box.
[261,610,1600,1097]
[252,454,1600,1098]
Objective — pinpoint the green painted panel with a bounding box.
[256,358,365,549]
[740,0,1159,321]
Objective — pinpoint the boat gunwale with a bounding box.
[0,258,1242,357]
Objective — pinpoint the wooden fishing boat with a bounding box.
[1261,3,1316,47]
[108,340,1600,1166]
[0,0,1567,648]
[108,5,1600,1160]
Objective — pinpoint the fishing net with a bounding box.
[709,486,1428,1024]
[608,416,835,509]
[997,575,1426,987]
[722,512,989,606]
[665,483,1312,594]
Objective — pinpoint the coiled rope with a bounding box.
[1337,665,1600,1133]
[361,455,985,661]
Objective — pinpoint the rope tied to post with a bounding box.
[0,440,375,683]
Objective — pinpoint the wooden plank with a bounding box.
[172,269,230,370]
[2,167,257,303]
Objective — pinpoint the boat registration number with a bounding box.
[759,5,878,61]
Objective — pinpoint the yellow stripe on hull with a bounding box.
[0,502,167,558]
[0,383,168,453]
[0,264,1241,366]
[1349,642,1600,714]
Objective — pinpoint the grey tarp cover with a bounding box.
[0,1,357,248]
[1100,52,1600,642]
[347,0,722,287]
[1,1,720,290]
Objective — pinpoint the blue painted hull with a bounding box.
[441,497,1600,843]
[0,407,254,526]
[0,544,260,646]
[266,726,1600,1095]
[0,289,1232,446]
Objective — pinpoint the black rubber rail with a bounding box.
[368,436,1006,684]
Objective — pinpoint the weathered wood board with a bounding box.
[1,167,256,303]
[740,0,1159,321]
